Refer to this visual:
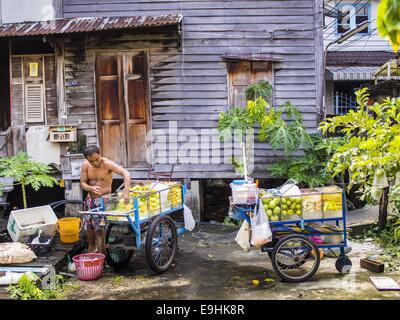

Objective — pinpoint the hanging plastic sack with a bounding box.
[371,169,389,201]
[183,204,195,231]
[250,201,272,247]
[235,220,251,252]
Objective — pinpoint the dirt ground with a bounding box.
[63,224,400,300]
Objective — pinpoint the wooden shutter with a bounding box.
[95,54,125,165]
[25,84,44,123]
[124,51,149,165]
[228,61,250,108]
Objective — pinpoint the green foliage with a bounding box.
[268,134,345,188]
[245,80,273,102]
[223,216,240,226]
[112,275,125,286]
[377,0,400,52]
[0,152,59,208]
[319,88,400,203]
[218,90,312,155]
[7,274,67,300]
[218,107,253,141]
[390,184,400,215]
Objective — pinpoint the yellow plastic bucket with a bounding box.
[56,217,82,244]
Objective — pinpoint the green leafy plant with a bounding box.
[0,152,59,208]
[268,134,345,188]
[320,88,400,227]
[7,274,67,300]
[377,0,400,52]
[245,80,273,102]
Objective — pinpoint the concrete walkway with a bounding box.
[346,205,379,227]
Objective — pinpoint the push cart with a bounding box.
[79,180,187,274]
[231,181,352,282]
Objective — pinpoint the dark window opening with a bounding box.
[11,38,54,55]
[0,40,11,131]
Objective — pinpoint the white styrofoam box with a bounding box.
[7,205,58,243]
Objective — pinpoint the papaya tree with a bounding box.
[319,88,400,229]
[217,81,312,177]
[0,152,59,208]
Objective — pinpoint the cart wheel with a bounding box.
[145,215,178,274]
[105,223,134,268]
[271,234,320,282]
[335,256,352,274]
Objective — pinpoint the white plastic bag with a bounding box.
[183,204,195,231]
[250,202,272,247]
[371,169,389,201]
[235,220,251,252]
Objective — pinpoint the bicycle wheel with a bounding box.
[105,223,135,268]
[271,234,320,282]
[145,215,178,274]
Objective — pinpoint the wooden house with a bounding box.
[0,0,324,216]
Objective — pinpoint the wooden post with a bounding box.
[378,186,390,230]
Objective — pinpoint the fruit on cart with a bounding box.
[166,183,182,208]
[302,195,322,213]
[320,186,342,211]
[262,196,281,221]
[281,197,302,216]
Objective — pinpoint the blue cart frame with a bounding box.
[233,190,352,282]
[79,183,187,273]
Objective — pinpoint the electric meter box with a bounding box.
[49,125,77,142]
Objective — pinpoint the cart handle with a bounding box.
[78,210,131,217]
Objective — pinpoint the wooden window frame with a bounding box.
[227,60,274,109]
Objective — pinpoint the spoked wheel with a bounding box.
[271,234,320,282]
[105,223,135,268]
[145,215,178,274]
[335,256,352,274]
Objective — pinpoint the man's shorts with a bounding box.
[83,197,107,231]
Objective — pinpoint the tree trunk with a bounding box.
[21,183,27,209]
[378,186,390,230]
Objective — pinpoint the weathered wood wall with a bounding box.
[10,54,58,153]
[61,0,323,179]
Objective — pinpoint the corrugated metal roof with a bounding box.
[0,14,183,37]
[327,51,396,67]
[326,66,378,81]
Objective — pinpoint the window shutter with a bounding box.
[25,84,44,123]
[228,61,250,108]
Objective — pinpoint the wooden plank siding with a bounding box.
[61,0,323,179]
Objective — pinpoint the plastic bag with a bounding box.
[235,220,251,252]
[371,169,389,201]
[250,202,272,247]
[183,204,195,231]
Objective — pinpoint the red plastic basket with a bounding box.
[72,253,105,281]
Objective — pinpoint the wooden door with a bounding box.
[124,51,149,166]
[95,54,125,164]
[95,51,149,166]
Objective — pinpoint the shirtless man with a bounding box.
[80,145,131,253]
